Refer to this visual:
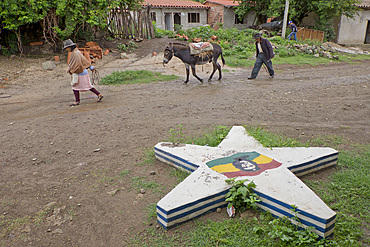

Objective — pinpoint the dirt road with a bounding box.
[0,38,369,246]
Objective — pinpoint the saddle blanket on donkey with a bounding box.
[189,42,214,55]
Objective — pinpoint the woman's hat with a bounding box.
[252,33,262,39]
[63,39,76,50]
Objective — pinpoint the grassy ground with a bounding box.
[225,52,370,68]
[100,70,179,85]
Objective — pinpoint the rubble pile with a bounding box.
[78,42,103,63]
[277,42,369,60]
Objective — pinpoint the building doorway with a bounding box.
[365,20,370,44]
[165,13,172,30]
[174,13,181,31]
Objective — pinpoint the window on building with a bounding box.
[235,14,243,24]
[151,12,156,22]
[188,13,200,23]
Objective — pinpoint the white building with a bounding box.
[143,0,209,31]
[337,0,370,44]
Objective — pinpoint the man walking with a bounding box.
[248,33,274,80]
[288,21,298,41]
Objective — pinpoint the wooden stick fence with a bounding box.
[297,27,325,42]
[108,5,154,39]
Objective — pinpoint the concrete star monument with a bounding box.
[154,126,338,238]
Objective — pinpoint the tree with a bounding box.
[0,0,142,53]
[235,0,361,40]
[0,0,50,54]
[234,0,272,25]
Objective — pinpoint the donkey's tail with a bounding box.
[220,51,225,66]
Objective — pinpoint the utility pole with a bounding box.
[281,0,289,38]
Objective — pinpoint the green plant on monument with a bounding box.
[225,178,260,213]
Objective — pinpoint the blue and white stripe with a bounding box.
[289,152,338,176]
[255,190,336,238]
[154,146,199,172]
[157,190,229,229]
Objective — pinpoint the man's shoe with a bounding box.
[269,74,274,78]
[248,77,256,80]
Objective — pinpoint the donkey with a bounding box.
[163,42,225,83]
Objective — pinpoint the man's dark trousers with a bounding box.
[250,53,274,78]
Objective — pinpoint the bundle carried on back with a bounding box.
[189,42,213,55]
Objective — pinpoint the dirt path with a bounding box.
[0,38,369,246]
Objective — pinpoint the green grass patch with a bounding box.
[130,176,161,193]
[170,168,189,183]
[119,169,131,177]
[100,70,179,85]
[225,51,370,68]
[137,148,156,167]
[144,203,158,224]
[273,54,335,66]
[187,125,231,147]
[337,53,370,64]
[225,56,255,67]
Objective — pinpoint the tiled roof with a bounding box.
[143,0,209,8]
[357,0,370,8]
[203,0,240,7]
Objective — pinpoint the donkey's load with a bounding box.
[189,42,214,55]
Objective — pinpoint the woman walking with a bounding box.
[63,39,103,106]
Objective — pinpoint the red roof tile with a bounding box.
[204,0,240,7]
[357,0,370,8]
[143,0,209,8]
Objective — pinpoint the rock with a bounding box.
[43,201,58,210]
[120,53,129,59]
[239,210,258,219]
[140,189,145,194]
[42,61,56,71]
[150,171,156,175]
[93,148,101,152]
[21,226,31,233]
[314,54,320,58]
[53,228,63,234]
[135,193,144,201]
[107,189,120,196]
[324,52,332,59]
[216,208,221,213]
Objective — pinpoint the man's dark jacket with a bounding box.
[255,38,274,61]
